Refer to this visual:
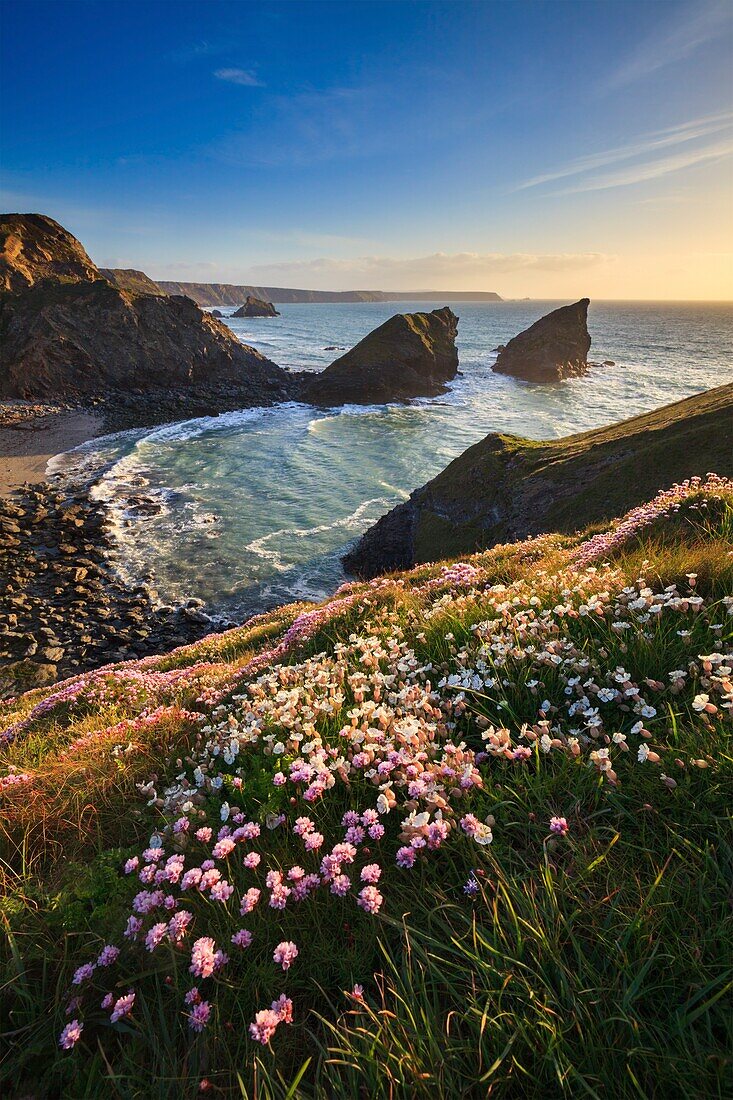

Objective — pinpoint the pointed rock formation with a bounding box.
[302,307,459,406]
[233,296,280,317]
[492,298,591,383]
[0,214,291,403]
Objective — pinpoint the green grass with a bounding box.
[1,488,732,1098]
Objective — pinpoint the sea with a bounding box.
[49,300,733,620]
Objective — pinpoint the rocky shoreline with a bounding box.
[0,477,235,699]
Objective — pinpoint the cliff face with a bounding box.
[343,384,733,577]
[158,282,503,306]
[1,213,100,293]
[0,215,290,402]
[493,298,591,382]
[100,268,167,296]
[158,282,389,306]
[302,307,459,406]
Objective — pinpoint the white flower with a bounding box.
[637,744,649,763]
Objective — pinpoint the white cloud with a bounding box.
[604,0,731,89]
[214,68,264,87]
[248,251,613,287]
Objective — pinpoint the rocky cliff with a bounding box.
[158,282,503,306]
[0,215,290,403]
[233,295,280,317]
[1,213,100,293]
[492,298,591,382]
[343,383,733,577]
[158,282,389,306]
[302,307,459,406]
[100,268,167,296]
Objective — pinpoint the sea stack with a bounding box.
[233,295,280,317]
[303,306,459,406]
[492,298,591,382]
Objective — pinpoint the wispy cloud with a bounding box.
[214,67,264,88]
[551,137,733,195]
[516,110,733,192]
[604,0,731,90]
[249,252,612,287]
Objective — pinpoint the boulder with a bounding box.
[492,299,591,383]
[211,309,224,318]
[302,307,459,406]
[233,295,280,317]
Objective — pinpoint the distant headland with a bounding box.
[154,280,503,306]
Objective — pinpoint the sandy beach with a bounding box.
[0,404,104,497]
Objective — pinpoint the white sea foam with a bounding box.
[46,300,733,619]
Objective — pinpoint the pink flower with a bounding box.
[101,993,114,1009]
[124,857,139,875]
[249,996,294,1044]
[97,945,120,967]
[195,827,213,843]
[232,929,253,949]
[357,885,383,914]
[396,846,416,868]
[210,879,234,902]
[549,816,569,836]
[240,888,261,915]
[330,874,351,896]
[303,831,324,851]
[249,1008,280,1044]
[360,863,382,884]
[212,837,236,860]
[349,984,365,1002]
[110,991,136,1023]
[243,852,261,870]
[72,963,95,985]
[188,1000,212,1032]
[124,915,142,940]
[190,937,218,979]
[59,1019,83,1049]
[273,940,299,971]
[145,922,168,952]
[168,910,194,944]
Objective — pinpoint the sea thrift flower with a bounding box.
[240,888,261,915]
[145,922,168,952]
[360,863,382,884]
[59,1019,83,1049]
[72,963,95,985]
[549,816,569,836]
[97,945,120,967]
[231,929,253,948]
[357,885,383,914]
[190,937,218,979]
[273,940,299,971]
[110,991,136,1023]
[168,910,194,944]
[243,852,261,870]
[188,1001,212,1032]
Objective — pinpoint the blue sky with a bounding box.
[1,0,731,297]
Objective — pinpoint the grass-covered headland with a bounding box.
[1,475,731,1099]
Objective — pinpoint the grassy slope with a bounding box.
[346,384,733,576]
[0,481,732,1099]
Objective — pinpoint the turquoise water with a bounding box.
[53,300,733,618]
